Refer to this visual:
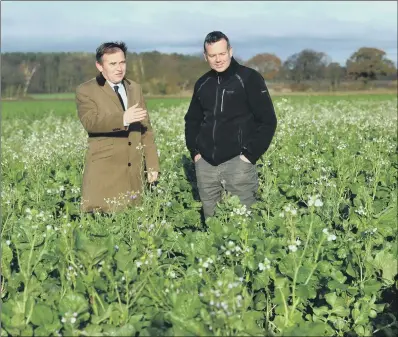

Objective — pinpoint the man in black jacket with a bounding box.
[184,31,277,218]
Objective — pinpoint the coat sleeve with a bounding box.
[76,86,126,133]
[184,82,203,160]
[241,71,277,164]
[139,85,160,172]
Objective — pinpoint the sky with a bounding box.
[1,1,397,65]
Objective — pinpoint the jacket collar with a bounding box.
[95,73,131,87]
[211,56,240,82]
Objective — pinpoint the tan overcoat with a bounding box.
[76,74,160,212]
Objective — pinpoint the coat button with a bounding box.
[128,142,132,145]
[128,163,131,166]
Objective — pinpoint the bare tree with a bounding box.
[20,61,40,97]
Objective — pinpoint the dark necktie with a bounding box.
[114,85,126,111]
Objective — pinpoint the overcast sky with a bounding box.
[1,1,397,65]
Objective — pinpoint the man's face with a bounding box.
[96,49,126,84]
[204,39,233,72]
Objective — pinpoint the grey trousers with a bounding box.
[195,155,259,218]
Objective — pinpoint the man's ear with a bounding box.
[229,47,233,58]
[95,61,103,72]
[203,52,208,62]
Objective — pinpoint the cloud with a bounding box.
[1,1,397,64]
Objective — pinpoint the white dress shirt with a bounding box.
[107,80,129,126]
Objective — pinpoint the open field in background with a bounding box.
[1,94,397,336]
[1,97,190,121]
[1,92,397,121]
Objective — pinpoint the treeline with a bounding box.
[1,47,396,97]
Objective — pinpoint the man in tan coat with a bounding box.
[76,41,160,213]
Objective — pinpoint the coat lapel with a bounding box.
[96,73,124,112]
[123,79,133,109]
[101,82,124,112]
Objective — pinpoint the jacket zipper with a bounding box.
[212,77,220,161]
[238,127,242,149]
[221,88,225,112]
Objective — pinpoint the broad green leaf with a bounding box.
[1,244,13,280]
[59,292,89,316]
[254,292,266,310]
[362,279,382,296]
[283,322,331,336]
[103,324,136,336]
[30,303,54,326]
[330,269,347,283]
[373,251,397,284]
[325,292,337,307]
[172,293,201,320]
[82,324,103,336]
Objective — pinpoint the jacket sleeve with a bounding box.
[139,85,160,172]
[184,82,203,160]
[76,86,126,133]
[241,72,277,164]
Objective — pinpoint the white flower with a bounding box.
[157,249,162,257]
[308,194,323,207]
[136,261,142,267]
[259,262,266,271]
[322,228,329,234]
[295,239,301,246]
[70,317,76,324]
[288,245,298,252]
[73,312,78,317]
[46,225,52,231]
[225,250,231,256]
[61,317,66,323]
[314,199,323,207]
[203,262,209,268]
[6,240,11,246]
[327,234,337,241]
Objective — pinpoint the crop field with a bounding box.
[1,94,397,336]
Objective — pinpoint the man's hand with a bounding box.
[147,171,158,183]
[194,154,202,162]
[240,154,251,163]
[123,103,147,124]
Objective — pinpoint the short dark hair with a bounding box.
[203,31,231,53]
[96,42,127,63]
